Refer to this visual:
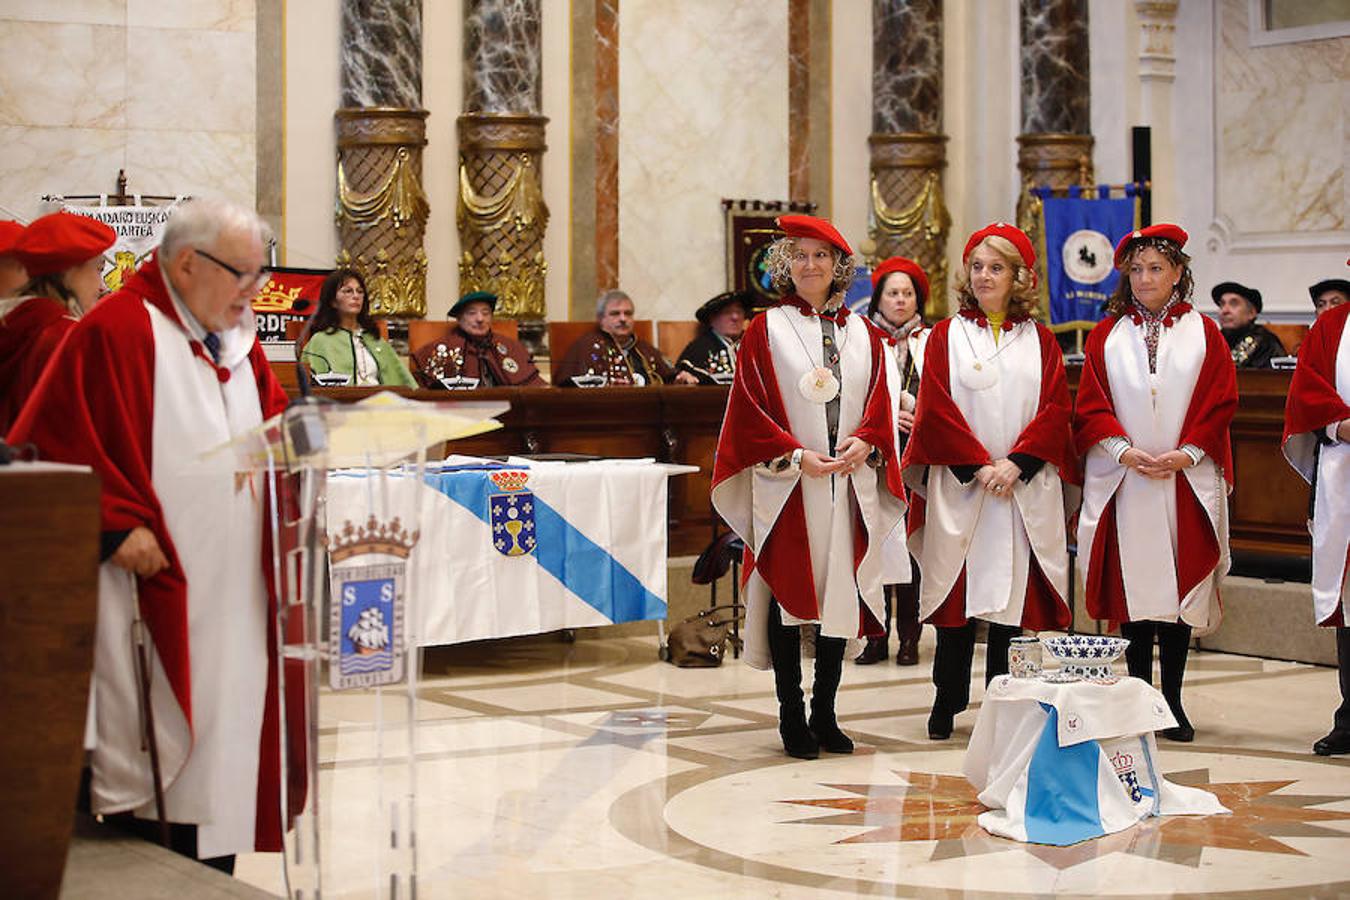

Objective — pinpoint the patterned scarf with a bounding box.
[1126,296,1191,374]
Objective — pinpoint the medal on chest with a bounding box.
[799,366,840,403]
[957,319,1022,391]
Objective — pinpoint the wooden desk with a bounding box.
[274,367,1312,567]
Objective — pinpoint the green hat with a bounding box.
[450,290,497,318]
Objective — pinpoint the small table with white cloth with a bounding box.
[325,457,695,646]
[963,675,1229,846]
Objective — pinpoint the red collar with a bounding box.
[958,307,1026,332]
[1126,299,1191,329]
[124,253,232,383]
[779,295,850,326]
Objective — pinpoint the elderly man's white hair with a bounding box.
[595,289,632,318]
[160,197,271,260]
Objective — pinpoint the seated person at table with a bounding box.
[676,290,749,384]
[552,289,684,387]
[1211,281,1284,368]
[410,290,544,388]
[300,268,416,387]
[1310,277,1350,321]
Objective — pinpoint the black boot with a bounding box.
[1316,628,1350,755]
[809,634,853,753]
[895,578,921,666]
[1120,621,1156,684]
[930,622,976,740]
[985,623,1022,686]
[857,588,893,665]
[1158,622,1194,742]
[768,602,818,759]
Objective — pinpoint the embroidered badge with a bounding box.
[489,470,536,557]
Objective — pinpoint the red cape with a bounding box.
[8,256,296,849]
[1074,313,1237,484]
[712,302,902,623]
[0,296,75,435]
[1283,303,1350,448]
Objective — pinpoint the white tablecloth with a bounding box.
[964,675,1228,845]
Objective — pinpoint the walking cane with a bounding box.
[130,577,172,848]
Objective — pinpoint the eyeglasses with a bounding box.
[194,248,269,292]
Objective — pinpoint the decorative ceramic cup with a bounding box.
[1009,636,1042,678]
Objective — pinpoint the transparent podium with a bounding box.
[211,391,507,899]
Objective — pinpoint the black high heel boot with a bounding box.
[1158,622,1195,742]
[929,622,976,740]
[809,634,853,753]
[768,602,818,759]
[1120,621,1156,684]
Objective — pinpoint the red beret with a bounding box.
[963,222,1035,269]
[776,214,853,256]
[1112,223,1188,269]
[12,211,115,277]
[0,221,23,257]
[871,256,930,301]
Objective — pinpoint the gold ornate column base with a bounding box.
[458,113,550,355]
[1016,132,1095,319]
[868,133,952,318]
[335,108,431,331]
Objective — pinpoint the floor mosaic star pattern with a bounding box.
[780,768,1350,869]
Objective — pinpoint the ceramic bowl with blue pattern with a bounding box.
[1040,634,1130,680]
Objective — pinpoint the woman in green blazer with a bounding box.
[300,268,416,387]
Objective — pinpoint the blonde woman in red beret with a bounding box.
[902,223,1076,740]
[1074,224,1236,742]
[712,214,905,759]
[0,211,115,433]
[857,256,930,666]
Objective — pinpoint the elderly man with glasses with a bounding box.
[9,197,293,873]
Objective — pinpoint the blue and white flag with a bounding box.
[1038,187,1137,329]
[327,460,672,646]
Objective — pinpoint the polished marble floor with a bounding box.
[234,631,1350,899]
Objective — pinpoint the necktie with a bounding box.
[203,332,221,363]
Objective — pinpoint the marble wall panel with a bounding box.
[340,0,422,108]
[126,0,253,31]
[619,0,788,319]
[788,0,811,201]
[0,22,126,129]
[1019,0,1090,134]
[595,0,620,291]
[463,0,541,114]
[126,26,255,132]
[1218,0,1347,93]
[0,1,124,26]
[872,0,942,134]
[125,129,256,205]
[0,125,127,222]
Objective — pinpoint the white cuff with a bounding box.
[1327,421,1346,444]
[1100,435,1132,464]
[1181,443,1205,466]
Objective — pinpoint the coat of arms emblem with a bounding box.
[488,470,535,557]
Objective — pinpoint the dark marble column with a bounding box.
[869,0,951,316]
[335,0,429,328]
[1016,0,1093,275]
[458,0,549,351]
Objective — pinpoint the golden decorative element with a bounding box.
[868,133,952,317]
[1016,132,1095,320]
[336,247,428,318]
[457,113,550,321]
[337,148,429,231]
[335,107,430,318]
[325,514,420,562]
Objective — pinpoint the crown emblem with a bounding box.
[1110,750,1134,773]
[489,470,529,492]
[326,515,420,562]
[251,278,306,313]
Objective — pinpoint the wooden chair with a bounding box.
[656,320,701,363]
[1265,322,1308,356]
[408,318,518,352]
[547,320,653,361]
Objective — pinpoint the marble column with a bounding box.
[1016,0,1093,293]
[869,0,951,316]
[1135,0,1179,222]
[335,0,430,329]
[458,0,549,352]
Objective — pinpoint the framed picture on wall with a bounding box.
[722,199,817,310]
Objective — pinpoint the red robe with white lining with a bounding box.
[0,295,76,434]
[1281,302,1350,626]
[1074,307,1236,633]
[711,298,905,669]
[8,254,298,856]
[901,315,1076,630]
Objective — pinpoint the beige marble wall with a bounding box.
[617,0,788,321]
[0,2,256,225]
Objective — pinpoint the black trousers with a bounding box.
[932,620,1021,715]
[1120,620,1193,723]
[1336,626,1350,734]
[880,566,922,644]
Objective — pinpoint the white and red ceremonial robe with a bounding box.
[901,314,1076,630]
[711,298,906,669]
[9,255,297,857]
[1074,308,1236,632]
[1282,302,1350,626]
